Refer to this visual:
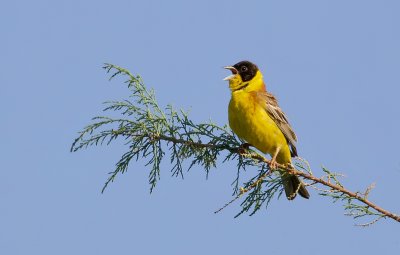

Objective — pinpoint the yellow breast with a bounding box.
[228,90,292,164]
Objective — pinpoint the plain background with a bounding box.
[1,0,399,254]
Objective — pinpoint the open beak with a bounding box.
[223,66,238,81]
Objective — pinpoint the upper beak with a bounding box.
[223,66,238,81]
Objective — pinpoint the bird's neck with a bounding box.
[242,70,266,92]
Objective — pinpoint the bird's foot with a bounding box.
[269,159,278,170]
[269,146,281,170]
[238,143,251,155]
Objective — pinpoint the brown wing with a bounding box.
[259,91,298,157]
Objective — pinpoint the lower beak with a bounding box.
[223,66,238,81]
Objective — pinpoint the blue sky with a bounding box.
[2,0,400,254]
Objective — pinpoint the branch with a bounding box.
[118,132,400,224]
[71,63,400,226]
[244,152,400,224]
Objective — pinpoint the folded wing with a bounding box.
[259,91,298,157]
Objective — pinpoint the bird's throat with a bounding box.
[229,71,265,93]
[232,82,249,92]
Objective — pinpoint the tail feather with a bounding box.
[283,175,310,200]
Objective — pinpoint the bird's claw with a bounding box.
[238,143,251,155]
[269,160,278,170]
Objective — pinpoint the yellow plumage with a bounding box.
[225,61,309,200]
[228,71,292,164]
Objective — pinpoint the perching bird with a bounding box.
[224,60,309,200]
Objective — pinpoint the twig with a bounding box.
[72,63,400,225]
[145,133,400,223]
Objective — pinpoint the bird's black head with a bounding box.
[233,61,259,82]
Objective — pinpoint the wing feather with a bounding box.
[258,91,298,157]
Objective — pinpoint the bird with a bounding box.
[224,60,309,200]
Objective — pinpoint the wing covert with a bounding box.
[259,91,298,157]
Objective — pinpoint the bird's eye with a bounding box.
[241,66,248,72]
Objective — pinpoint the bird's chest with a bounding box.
[228,93,281,153]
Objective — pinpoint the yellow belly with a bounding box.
[228,91,292,164]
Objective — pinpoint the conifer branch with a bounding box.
[71,63,400,226]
